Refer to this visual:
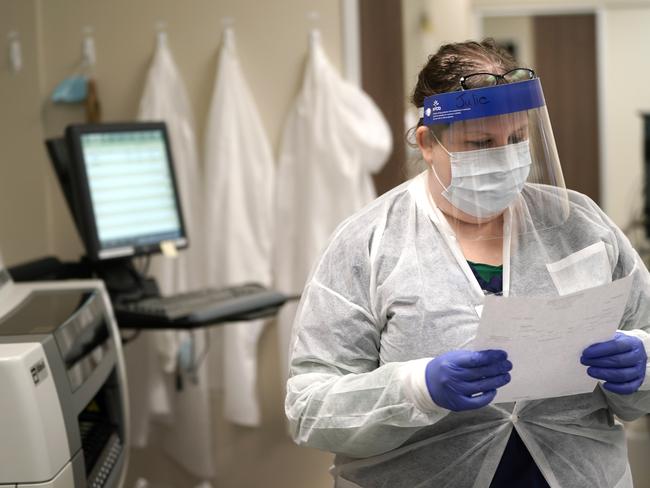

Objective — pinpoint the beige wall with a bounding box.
[482,15,535,67]
[401,0,472,106]
[0,0,344,264]
[0,0,50,266]
[401,0,428,104]
[601,7,650,227]
[37,0,343,145]
[401,0,472,177]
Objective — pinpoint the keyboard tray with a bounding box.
[113,284,289,329]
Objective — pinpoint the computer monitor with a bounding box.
[65,122,188,261]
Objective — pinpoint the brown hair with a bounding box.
[411,38,519,109]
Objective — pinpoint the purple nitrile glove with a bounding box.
[581,332,647,395]
[425,349,512,412]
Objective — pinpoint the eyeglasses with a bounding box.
[459,68,536,90]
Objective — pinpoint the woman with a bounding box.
[285,40,650,488]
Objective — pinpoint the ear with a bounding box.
[416,126,435,165]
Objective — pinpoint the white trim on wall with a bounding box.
[341,0,361,86]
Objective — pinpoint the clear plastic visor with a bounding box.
[420,81,569,241]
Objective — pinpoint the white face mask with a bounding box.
[432,138,532,219]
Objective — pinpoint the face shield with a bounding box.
[419,78,569,240]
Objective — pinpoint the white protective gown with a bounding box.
[286,172,650,488]
[128,33,215,479]
[203,28,274,426]
[274,31,392,377]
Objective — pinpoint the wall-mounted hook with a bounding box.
[307,10,321,49]
[306,10,320,24]
[156,20,168,47]
[7,31,22,73]
[82,26,96,66]
[309,28,321,50]
[222,17,235,48]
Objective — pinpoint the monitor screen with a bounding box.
[66,123,187,260]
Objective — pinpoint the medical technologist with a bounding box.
[285,40,650,487]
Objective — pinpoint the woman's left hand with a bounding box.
[581,332,647,395]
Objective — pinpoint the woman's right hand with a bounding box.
[425,350,512,411]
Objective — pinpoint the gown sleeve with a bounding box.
[592,200,650,420]
[285,221,449,458]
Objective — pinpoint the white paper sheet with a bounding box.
[471,274,633,402]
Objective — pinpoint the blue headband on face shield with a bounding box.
[419,78,545,125]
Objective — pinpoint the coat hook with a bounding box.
[156,21,168,47]
[82,26,96,66]
[8,31,22,73]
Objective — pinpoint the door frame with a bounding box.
[472,4,607,210]
[341,0,362,87]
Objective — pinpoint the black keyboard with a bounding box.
[114,283,288,327]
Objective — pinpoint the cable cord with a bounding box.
[192,329,210,371]
[120,329,141,345]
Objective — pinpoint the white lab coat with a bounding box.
[203,28,274,426]
[138,34,204,298]
[125,34,215,479]
[274,31,392,379]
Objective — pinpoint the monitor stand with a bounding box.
[7,254,158,304]
[93,257,160,304]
